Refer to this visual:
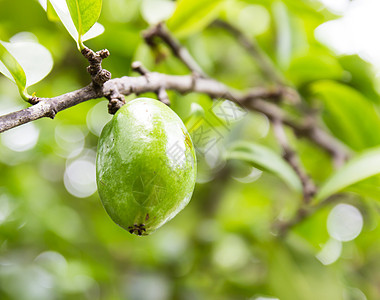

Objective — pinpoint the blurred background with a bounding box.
[1,0,380,299]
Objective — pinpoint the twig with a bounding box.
[143,22,207,77]
[143,23,348,160]
[272,120,316,203]
[157,87,170,105]
[106,86,125,115]
[81,47,111,87]
[131,61,149,76]
[131,61,170,105]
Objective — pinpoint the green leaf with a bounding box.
[167,0,224,38]
[338,55,380,104]
[0,38,53,100]
[47,0,60,22]
[0,41,27,99]
[48,0,104,45]
[287,54,344,86]
[311,80,380,150]
[316,147,380,201]
[348,176,380,200]
[225,141,302,192]
[272,1,292,68]
[66,0,102,48]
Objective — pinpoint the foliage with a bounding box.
[1,0,380,299]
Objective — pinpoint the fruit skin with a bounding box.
[96,98,196,236]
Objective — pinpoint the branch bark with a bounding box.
[0,85,100,132]
[0,71,348,163]
[143,22,207,77]
[272,120,316,203]
[0,74,279,132]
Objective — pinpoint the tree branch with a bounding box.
[0,70,349,164]
[246,98,348,160]
[210,20,349,163]
[131,61,170,105]
[143,22,207,77]
[272,120,316,203]
[0,85,100,132]
[0,74,272,132]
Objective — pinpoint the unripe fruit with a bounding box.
[96,98,196,235]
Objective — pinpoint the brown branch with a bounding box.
[0,71,349,163]
[272,120,316,203]
[143,22,207,77]
[0,22,353,242]
[0,74,266,132]
[1,23,348,161]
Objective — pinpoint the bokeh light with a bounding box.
[316,0,380,71]
[1,123,39,152]
[327,204,363,242]
[316,238,342,265]
[212,234,250,270]
[86,100,112,137]
[141,0,175,25]
[63,150,97,198]
[55,125,85,157]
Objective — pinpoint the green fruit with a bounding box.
[96,98,196,236]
